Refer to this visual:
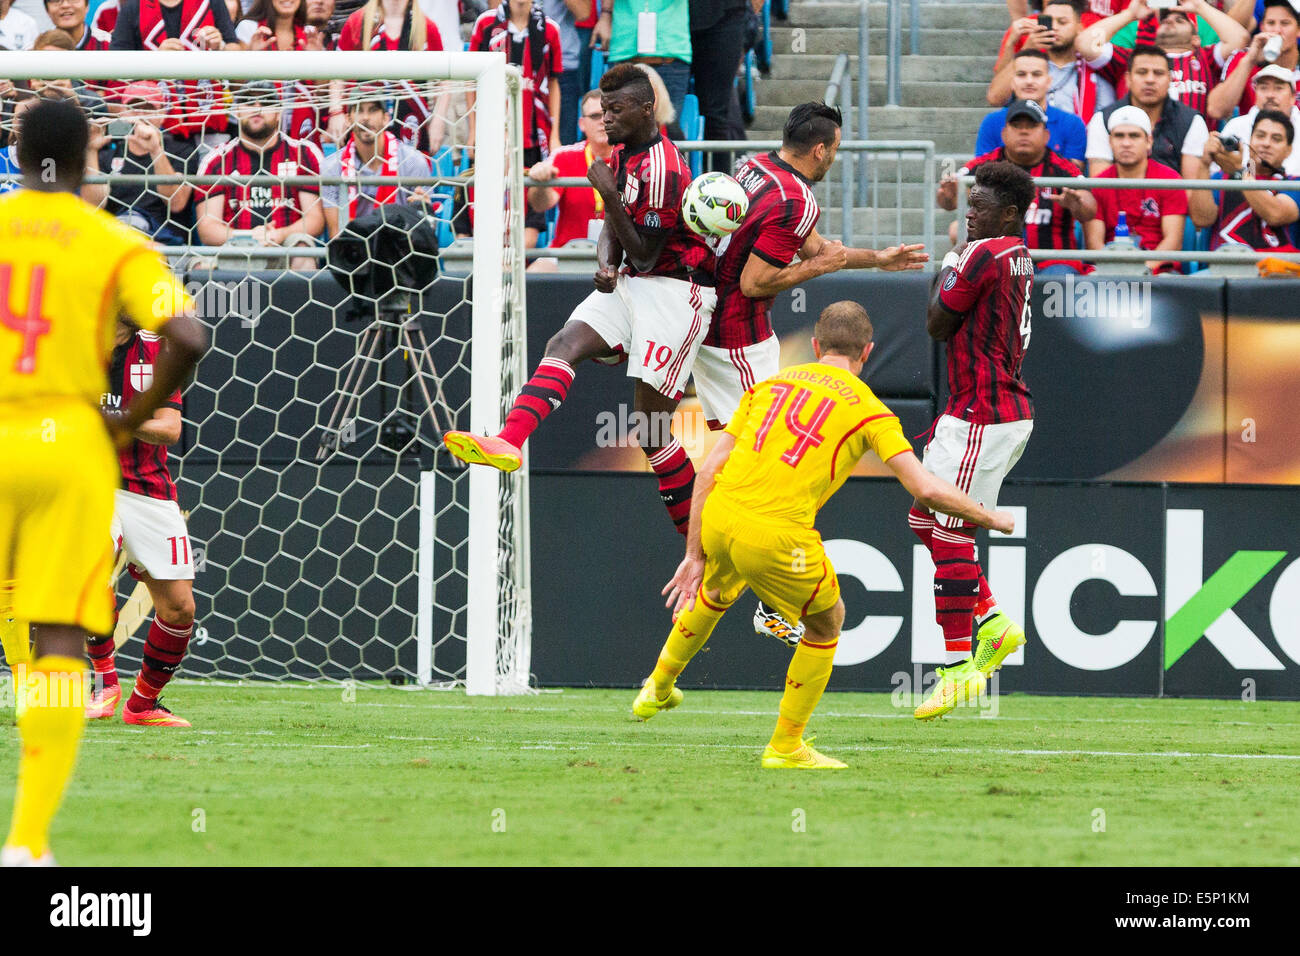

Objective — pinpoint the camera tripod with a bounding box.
[315,295,456,461]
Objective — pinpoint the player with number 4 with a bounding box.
[910,161,1038,721]
[84,315,199,728]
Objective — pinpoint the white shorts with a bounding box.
[692,335,781,429]
[111,489,194,581]
[922,414,1033,530]
[567,273,716,400]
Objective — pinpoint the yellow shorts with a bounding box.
[700,495,840,626]
[0,400,117,636]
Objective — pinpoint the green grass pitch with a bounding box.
[3,684,1298,866]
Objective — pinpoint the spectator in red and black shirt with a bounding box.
[329,0,443,148]
[1078,0,1250,122]
[1189,108,1300,250]
[939,98,1097,274]
[469,0,564,158]
[468,0,564,244]
[194,80,325,269]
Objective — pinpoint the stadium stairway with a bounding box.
[756,0,1006,253]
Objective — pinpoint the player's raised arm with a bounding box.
[887,450,1015,534]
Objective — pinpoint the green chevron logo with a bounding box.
[1164,549,1287,670]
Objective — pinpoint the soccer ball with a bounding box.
[681,172,749,237]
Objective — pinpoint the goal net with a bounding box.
[0,50,532,694]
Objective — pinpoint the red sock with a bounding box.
[127,616,192,712]
[931,525,979,663]
[86,635,119,691]
[497,357,575,449]
[908,507,935,551]
[646,439,695,535]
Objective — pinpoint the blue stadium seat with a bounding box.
[680,93,703,176]
[428,146,459,249]
[590,47,606,86]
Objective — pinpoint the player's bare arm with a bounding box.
[1076,0,1145,63]
[888,450,1015,534]
[662,431,735,616]
[587,159,667,273]
[593,218,623,293]
[739,240,846,297]
[132,406,183,446]
[112,316,206,441]
[1207,32,1265,120]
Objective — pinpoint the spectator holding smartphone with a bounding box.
[988,0,1116,122]
[82,82,193,243]
[1084,105,1186,271]
[1189,109,1300,249]
[1214,64,1300,176]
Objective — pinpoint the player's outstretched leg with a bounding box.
[122,578,194,728]
[85,633,121,720]
[914,523,986,721]
[762,598,847,769]
[3,625,87,868]
[1,582,31,724]
[444,323,612,472]
[633,381,696,536]
[632,588,730,719]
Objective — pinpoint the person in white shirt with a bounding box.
[0,0,41,49]
[1215,64,1300,177]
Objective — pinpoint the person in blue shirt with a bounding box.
[976,48,1087,163]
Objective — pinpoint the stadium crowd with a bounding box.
[0,0,766,257]
[952,0,1300,271]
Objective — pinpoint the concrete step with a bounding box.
[748,105,986,153]
[784,1,1009,31]
[769,25,1004,57]
[767,53,997,83]
[757,77,990,109]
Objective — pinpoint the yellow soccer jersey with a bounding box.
[714,361,913,528]
[0,189,191,408]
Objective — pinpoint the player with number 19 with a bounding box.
[911,161,1037,721]
[444,64,716,537]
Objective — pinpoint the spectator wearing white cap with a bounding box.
[1189,108,1300,251]
[977,48,1088,163]
[1084,44,1208,177]
[1214,63,1300,177]
[1209,0,1300,121]
[1084,104,1187,272]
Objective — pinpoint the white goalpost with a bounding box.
[0,50,532,694]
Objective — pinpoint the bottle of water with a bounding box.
[1108,210,1138,250]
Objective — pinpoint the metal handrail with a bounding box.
[886,0,902,107]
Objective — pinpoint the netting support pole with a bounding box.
[466,57,509,696]
[417,469,435,686]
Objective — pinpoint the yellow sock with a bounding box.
[0,581,30,669]
[5,655,87,857]
[649,591,729,697]
[769,638,839,753]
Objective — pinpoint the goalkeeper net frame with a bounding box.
[0,50,532,695]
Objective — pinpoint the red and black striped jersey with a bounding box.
[1095,44,1223,120]
[962,147,1091,273]
[707,151,819,349]
[470,11,564,154]
[937,235,1035,425]
[194,134,323,231]
[105,330,183,501]
[610,134,714,283]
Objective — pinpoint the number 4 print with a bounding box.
[0,263,52,374]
